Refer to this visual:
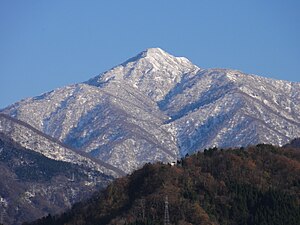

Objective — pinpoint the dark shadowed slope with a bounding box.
[0,133,113,225]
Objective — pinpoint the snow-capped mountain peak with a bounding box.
[139,47,168,58]
[87,48,200,101]
[135,47,194,68]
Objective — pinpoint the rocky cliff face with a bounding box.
[2,48,300,172]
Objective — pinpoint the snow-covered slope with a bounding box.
[159,69,300,154]
[2,48,300,171]
[0,114,124,177]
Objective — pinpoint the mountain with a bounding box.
[2,48,300,173]
[25,144,300,225]
[0,132,113,225]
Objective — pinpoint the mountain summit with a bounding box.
[2,48,300,173]
[87,48,199,102]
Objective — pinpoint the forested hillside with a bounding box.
[26,144,300,225]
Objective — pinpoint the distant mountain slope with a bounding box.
[0,133,112,225]
[26,144,300,225]
[0,113,124,177]
[2,48,300,172]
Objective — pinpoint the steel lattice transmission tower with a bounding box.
[164,195,170,225]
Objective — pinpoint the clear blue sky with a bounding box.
[1,0,300,109]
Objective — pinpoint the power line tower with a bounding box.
[0,202,5,225]
[164,196,170,225]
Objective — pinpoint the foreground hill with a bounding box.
[27,144,300,225]
[0,133,113,225]
[2,48,300,174]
